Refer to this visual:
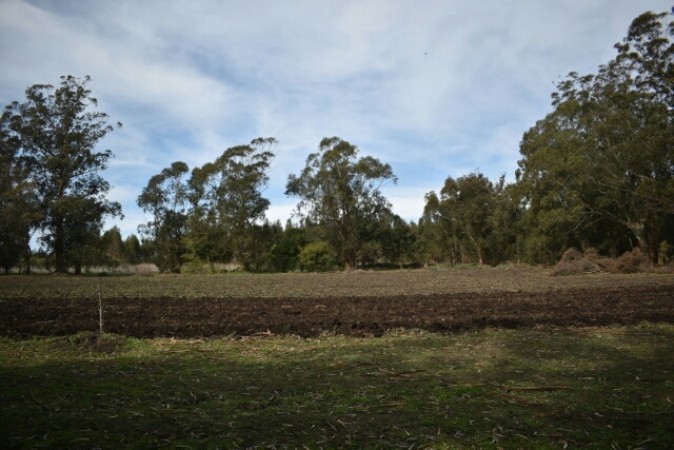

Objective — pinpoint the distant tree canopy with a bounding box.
[1,75,121,273]
[0,108,33,273]
[416,10,673,267]
[286,137,397,269]
[184,138,277,271]
[421,174,515,266]
[137,138,278,273]
[516,10,674,264]
[2,9,672,274]
[137,161,190,273]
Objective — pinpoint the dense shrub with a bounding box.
[299,241,337,272]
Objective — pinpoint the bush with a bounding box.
[610,248,651,274]
[552,247,660,276]
[299,241,337,272]
[134,263,160,276]
[582,247,615,272]
[551,248,601,276]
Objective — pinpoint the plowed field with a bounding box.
[2,280,673,338]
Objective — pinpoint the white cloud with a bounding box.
[265,202,298,225]
[2,0,671,236]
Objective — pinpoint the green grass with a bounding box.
[2,325,673,449]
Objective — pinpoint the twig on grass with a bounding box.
[500,385,573,392]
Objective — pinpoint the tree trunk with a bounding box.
[54,216,67,273]
[626,220,647,254]
[465,229,484,266]
[22,245,31,275]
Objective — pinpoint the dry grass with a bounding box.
[551,248,601,276]
[552,247,674,276]
[2,265,674,300]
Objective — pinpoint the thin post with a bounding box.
[97,283,104,335]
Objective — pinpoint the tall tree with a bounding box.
[439,173,497,266]
[516,11,674,262]
[137,161,190,272]
[489,178,523,263]
[100,226,124,265]
[11,75,121,273]
[418,191,452,265]
[421,174,517,266]
[269,221,307,272]
[186,138,276,269]
[123,234,142,265]
[286,137,397,269]
[380,214,416,269]
[59,196,111,273]
[0,106,40,273]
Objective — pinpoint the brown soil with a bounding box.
[1,285,673,338]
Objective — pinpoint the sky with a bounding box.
[1,0,671,238]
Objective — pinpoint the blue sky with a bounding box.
[1,0,671,238]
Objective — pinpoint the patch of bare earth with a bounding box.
[1,284,673,338]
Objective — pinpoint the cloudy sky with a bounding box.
[1,0,671,238]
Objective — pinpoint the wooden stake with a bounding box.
[97,283,104,335]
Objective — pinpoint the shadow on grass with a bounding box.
[1,326,673,449]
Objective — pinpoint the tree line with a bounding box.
[1,10,672,273]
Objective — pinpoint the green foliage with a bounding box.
[246,220,283,272]
[1,75,120,273]
[379,215,418,268]
[417,193,446,265]
[0,107,36,273]
[298,240,337,272]
[58,196,114,273]
[122,234,142,265]
[184,138,277,270]
[516,11,674,263]
[421,173,517,266]
[269,223,307,272]
[286,137,397,269]
[2,325,674,448]
[137,161,190,272]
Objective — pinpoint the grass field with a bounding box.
[2,265,674,299]
[1,326,673,449]
[1,268,673,448]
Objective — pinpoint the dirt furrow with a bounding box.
[1,285,673,338]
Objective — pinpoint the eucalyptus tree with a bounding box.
[123,234,142,265]
[286,137,397,269]
[380,214,416,269]
[137,161,190,272]
[436,174,499,266]
[417,191,451,265]
[186,138,276,269]
[516,10,674,262]
[0,106,40,273]
[421,174,518,266]
[269,221,307,272]
[100,226,125,265]
[9,75,121,273]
